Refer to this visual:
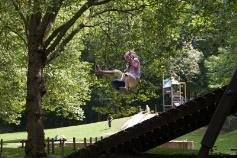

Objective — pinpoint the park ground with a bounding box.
[0,116,237,158]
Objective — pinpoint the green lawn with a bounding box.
[0,117,129,148]
[0,117,237,157]
[177,127,237,154]
[0,117,129,158]
[148,127,237,155]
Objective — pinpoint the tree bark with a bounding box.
[25,14,47,158]
[25,43,46,158]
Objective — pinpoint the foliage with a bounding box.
[4,0,231,157]
[171,44,204,82]
[43,36,94,121]
[203,2,237,89]
[0,0,236,124]
[0,2,26,124]
[82,0,210,115]
[0,53,26,124]
[0,0,97,123]
[205,48,237,88]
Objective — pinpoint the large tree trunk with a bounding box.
[25,18,47,158]
[25,43,46,158]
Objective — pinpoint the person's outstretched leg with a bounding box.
[119,75,129,92]
[111,79,125,91]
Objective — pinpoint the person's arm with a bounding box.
[95,65,115,75]
[98,70,115,75]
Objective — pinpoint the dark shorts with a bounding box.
[111,79,125,90]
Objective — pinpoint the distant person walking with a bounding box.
[107,114,113,128]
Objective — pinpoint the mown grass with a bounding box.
[0,117,129,158]
[0,117,237,158]
[148,127,237,155]
[0,117,129,148]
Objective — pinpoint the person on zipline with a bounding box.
[95,50,141,92]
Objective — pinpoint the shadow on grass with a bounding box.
[1,146,76,158]
[1,147,24,158]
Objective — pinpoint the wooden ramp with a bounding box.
[65,86,237,158]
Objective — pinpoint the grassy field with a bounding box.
[0,116,237,157]
[176,127,237,154]
[148,127,237,155]
[0,117,129,148]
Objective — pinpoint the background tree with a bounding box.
[1,0,237,157]
[205,48,237,88]
[0,2,94,126]
[83,0,209,114]
[0,1,26,124]
[82,0,237,116]
[1,0,145,157]
[204,2,237,89]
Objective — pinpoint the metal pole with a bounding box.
[47,137,50,154]
[0,139,3,158]
[73,137,76,151]
[84,138,87,148]
[162,74,165,112]
[198,69,237,158]
[89,137,92,145]
[171,84,173,109]
[61,139,64,157]
[179,83,181,105]
[184,82,187,102]
[51,138,55,154]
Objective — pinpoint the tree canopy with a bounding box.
[0,0,237,157]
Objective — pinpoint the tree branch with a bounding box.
[46,22,95,64]
[90,0,113,6]
[45,2,145,64]
[28,0,42,33]
[5,25,27,46]
[39,0,64,42]
[45,1,92,50]
[11,0,28,37]
[11,0,27,26]
[45,0,113,53]
[90,5,146,18]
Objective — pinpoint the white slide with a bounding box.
[121,112,157,130]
